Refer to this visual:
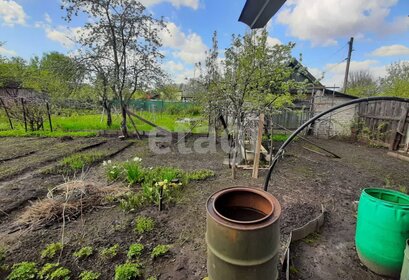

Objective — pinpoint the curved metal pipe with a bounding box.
[263,96,409,191]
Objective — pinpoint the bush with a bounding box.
[114,263,142,280]
[100,244,120,260]
[79,271,101,280]
[7,262,38,280]
[127,244,144,260]
[134,216,155,234]
[38,263,70,280]
[151,245,172,259]
[41,243,63,259]
[73,246,93,260]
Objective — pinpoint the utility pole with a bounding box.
[343,37,354,93]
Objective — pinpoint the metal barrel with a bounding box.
[206,187,281,280]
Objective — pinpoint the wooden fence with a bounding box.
[357,100,409,151]
[271,110,313,131]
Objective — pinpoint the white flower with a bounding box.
[133,157,142,162]
[102,161,107,166]
[107,160,112,164]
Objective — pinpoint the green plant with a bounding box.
[41,242,63,259]
[119,192,146,211]
[38,263,70,280]
[114,263,142,280]
[123,158,143,185]
[151,244,172,259]
[134,216,155,234]
[105,161,123,182]
[100,244,120,260]
[73,246,93,260]
[186,169,215,180]
[6,262,38,280]
[127,243,144,260]
[61,152,105,172]
[302,232,320,245]
[79,271,101,280]
[146,277,157,280]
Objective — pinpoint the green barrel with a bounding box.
[355,188,409,277]
[400,239,409,279]
[206,187,281,280]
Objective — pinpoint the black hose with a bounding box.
[263,96,409,191]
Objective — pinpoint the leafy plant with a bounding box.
[134,216,155,234]
[146,277,157,280]
[38,263,70,280]
[79,271,101,280]
[186,169,215,180]
[61,152,105,172]
[41,243,63,259]
[119,192,146,212]
[6,262,38,280]
[73,246,93,260]
[100,244,120,260]
[127,243,144,260]
[151,245,172,259]
[123,158,144,185]
[114,263,142,280]
[104,161,123,182]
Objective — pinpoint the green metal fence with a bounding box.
[115,100,195,112]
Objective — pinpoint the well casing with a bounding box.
[206,187,281,280]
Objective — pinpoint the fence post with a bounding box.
[21,98,27,132]
[0,97,13,129]
[46,102,53,132]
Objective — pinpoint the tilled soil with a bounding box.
[0,136,408,280]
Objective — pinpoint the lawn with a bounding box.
[0,111,208,137]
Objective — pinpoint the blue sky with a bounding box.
[1,0,409,87]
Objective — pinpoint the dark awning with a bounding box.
[238,0,287,29]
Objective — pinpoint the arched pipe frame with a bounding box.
[263,96,409,191]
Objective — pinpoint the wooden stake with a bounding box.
[21,98,27,132]
[46,102,53,132]
[126,110,141,140]
[0,98,13,129]
[252,113,264,179]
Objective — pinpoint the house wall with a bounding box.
[312,94,357,138]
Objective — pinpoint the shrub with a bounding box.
[73,246,93,260]
[38,263,70,280]
[134,216,155,234]
[79,271,101,280]
[100,244,120,260]
[114,263,142,280]
[7,262,38,280]
[151,245,172,259]
[186,169,215,181]
[41,243,63,259]
[127,244,144,260]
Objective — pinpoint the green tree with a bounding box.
[346,70,379,97]
[380,61,409,98]
[62,0,166,137]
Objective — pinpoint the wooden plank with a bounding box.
[126,109,170,134]
[390,107,409,151]
[252,113,264,179]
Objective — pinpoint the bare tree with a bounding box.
[347,70,378,97]
[62,0,165,137]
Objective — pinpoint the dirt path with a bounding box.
[0,137,408,279]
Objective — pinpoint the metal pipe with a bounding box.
[263,96,409,191]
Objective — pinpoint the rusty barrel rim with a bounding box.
[207,186,281,230]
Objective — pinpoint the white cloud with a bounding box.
[371,45,409,57]
[160,22,207,64]
[0,0,27,26]
[139,0,199,9]
[163,60,194,83]
[44,26,83,49]
[0,45,16,56]
[322,60,387,87]
[277,0,402,46]
[44,13,52,24]
[266,36,282,47]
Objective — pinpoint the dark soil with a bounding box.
[0,136,408,280]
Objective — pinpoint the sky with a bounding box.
[0,0,409,88]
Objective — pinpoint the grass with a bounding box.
[0,111,207,138]
[60,152,105,172]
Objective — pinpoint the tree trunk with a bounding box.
[103,100,112,127]
[121,104,128,138]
